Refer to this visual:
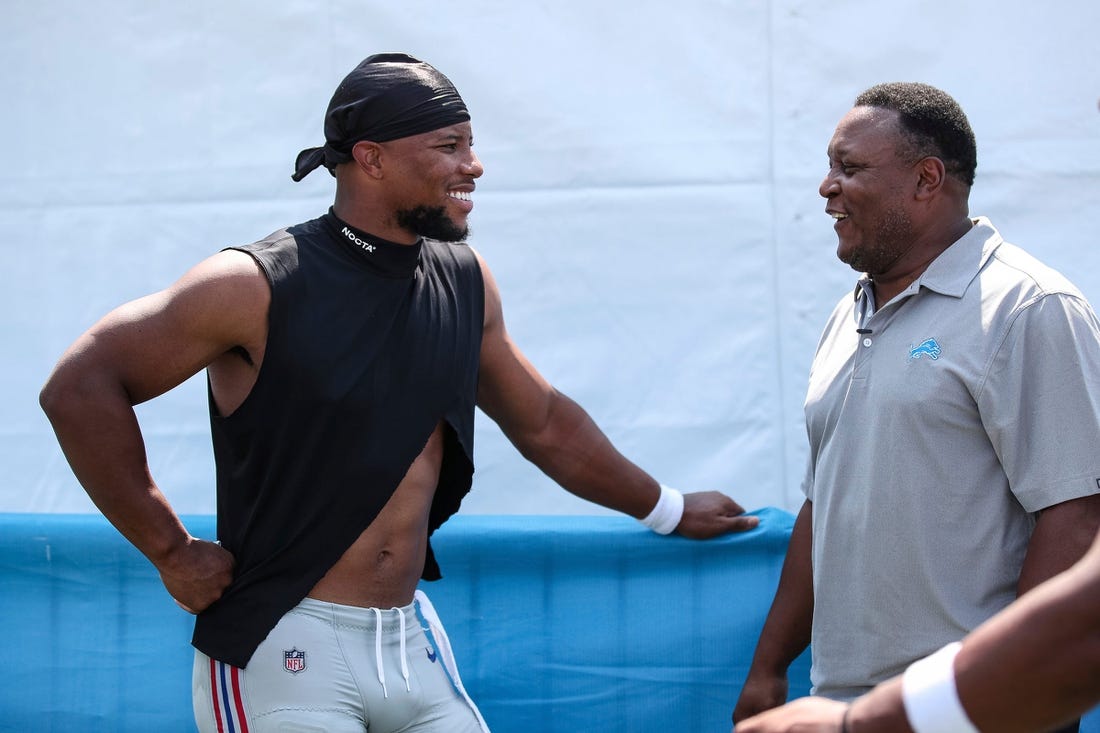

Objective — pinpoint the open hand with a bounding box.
[676,491,760,538]
[734,696,847,732]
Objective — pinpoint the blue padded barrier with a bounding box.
[425,508,809,731]
[0,508,804,731]
[2,509,1094,732]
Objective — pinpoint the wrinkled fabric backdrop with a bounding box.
[8,0,1099,516]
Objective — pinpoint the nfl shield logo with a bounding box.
[284,648,306,674]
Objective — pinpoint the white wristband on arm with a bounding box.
[901,642,978,733]
[640,484,684,535]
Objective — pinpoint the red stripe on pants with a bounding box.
[230,666,250,733]
[209,658,225,733]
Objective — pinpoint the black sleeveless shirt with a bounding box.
[192,211,484,667]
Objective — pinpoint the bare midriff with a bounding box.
[307,421,446,609]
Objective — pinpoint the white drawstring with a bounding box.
[397,606,410,692]
[373,606,411,698]
[373,608,387,698]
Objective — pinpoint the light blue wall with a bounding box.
[7,0,1100,515]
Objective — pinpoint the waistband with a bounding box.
[292,597,419,634]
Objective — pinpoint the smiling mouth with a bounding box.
[447,191,472,202]
[829,212,848,220]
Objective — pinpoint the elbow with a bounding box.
[39,372,69,423]
[39,377,84,433]
[39,363,100,426]
[511,425,557,466]
[503,390,578,465]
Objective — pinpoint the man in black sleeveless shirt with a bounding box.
[41,54,759,732]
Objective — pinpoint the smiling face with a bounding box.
[819,107,921,276]
[378,121,483,242]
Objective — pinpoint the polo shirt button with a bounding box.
[862,338,873,347]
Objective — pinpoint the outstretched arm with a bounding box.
[473,251,757,537]
[735,526,1100,733]
[39,250,264,612]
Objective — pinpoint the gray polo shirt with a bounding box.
[802,217,1100,700]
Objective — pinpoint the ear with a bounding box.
[350,141,384,179]
[914,156,947,201]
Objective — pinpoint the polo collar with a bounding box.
[911,217,1002,298]
[852,217,1002,306]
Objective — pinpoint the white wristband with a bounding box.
[640,484,684,535]
[901,642,978,733]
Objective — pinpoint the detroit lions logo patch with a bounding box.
[908,338,942,361]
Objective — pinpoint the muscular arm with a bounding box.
[733,500,815,723]
[39,250,265,611]
[735,525,1100,733]
[473,252,757,537]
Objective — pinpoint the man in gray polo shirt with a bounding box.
[732,82,1100,730]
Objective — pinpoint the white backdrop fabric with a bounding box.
[7,0,1099,516]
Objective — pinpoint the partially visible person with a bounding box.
[732,81,1100,732]
[40,53,758,733]
[735,522,1100,732]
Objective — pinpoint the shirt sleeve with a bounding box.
[977,292,1100,512]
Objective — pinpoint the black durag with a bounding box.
[292,53,470,182]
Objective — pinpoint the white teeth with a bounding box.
[830,212,848,220]
[448,191,471,202]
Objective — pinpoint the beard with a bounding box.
[840,207,913,275]
[395,205,469,242]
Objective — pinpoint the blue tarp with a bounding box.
[4,509,1097,731]
[0,508,809,732]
